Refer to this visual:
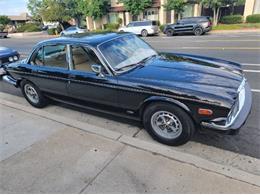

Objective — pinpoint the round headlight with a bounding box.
[13,56,18,61]
[9,57,14,62]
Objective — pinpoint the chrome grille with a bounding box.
[226,78,246,125]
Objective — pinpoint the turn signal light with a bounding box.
[198,108,213,116]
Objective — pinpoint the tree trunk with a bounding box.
[216,7,220,25]
[177,13,181,20]
[59,22,65,31]
[213,8,217,26]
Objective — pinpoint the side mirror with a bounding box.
[91,64,104,77]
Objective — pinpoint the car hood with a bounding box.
[122,53,244,108]
[0,47,18,58]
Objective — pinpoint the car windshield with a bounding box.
[98,34,157,70]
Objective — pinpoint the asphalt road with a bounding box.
[0,32,260,158]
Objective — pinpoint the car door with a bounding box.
[173,20,184,33]
[67,44,118,106]
[28,44,70,95]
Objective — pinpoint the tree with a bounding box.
[78,0,109,20]
[40,0,71,30]
[200,0,245,26]
[27,0,43,22]
[0,15,10,26]
[223,0,245,15]
[163,0,186,20]
[0,15,10,31]
[119,0,152,19]
[200,0,223,26]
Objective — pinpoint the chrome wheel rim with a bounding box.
[151,111,182,139]
[195,28,202,35]
[24,84,39,104]
[142,30,148,37]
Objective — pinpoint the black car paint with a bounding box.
[4,33,246,130]
[163,17,212,35]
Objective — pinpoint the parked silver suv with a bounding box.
[60,26,87,36]
[119,20,159,37]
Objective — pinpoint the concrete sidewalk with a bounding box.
[1,98,260,193]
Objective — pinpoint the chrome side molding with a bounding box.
[2,75,17,86]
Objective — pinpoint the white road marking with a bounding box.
[242,63,260,66]
[252,89,260,93]
[243,70,260,73]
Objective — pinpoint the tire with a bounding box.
[194,27,203,36]
[166,29,174,36]
[143,102,195,146]
[141,29,148,37]
[20,80,48,108]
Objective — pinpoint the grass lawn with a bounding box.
[213,23,260,30]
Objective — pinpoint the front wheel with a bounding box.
[21,80,48,108]
[194,27,203,36]
[143,103,195,146]
[166,29,174,36]
[141,29,148,37]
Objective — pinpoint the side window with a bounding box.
[127,23,134,27]
[71,45,102,72]
[30,47,43,65]
[43,45,68,68]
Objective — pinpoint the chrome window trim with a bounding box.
[96,33,158,75]
[27,41,113,76]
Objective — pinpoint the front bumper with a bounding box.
[201,79,252,131]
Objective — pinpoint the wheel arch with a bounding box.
[139,96,195,122]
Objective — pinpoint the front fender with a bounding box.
[139,96,192,118]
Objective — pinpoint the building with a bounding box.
[86,0,202,30]
[7,13,32,27]
[244,0,260,18]
[85,0,259,30]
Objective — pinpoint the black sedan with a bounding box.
[0,32,252,146]
[0,47,20,67]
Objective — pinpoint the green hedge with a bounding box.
[104,23,120,30]
[160,24,166,32]
[246,14,260,23]
[220,15,243,24]
[16,23,41,32]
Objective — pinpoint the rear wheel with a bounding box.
[141,29,148,37]
[194,27,203,36]
[143,102,195,146]
[21,80,48,108]
[166,29,174,36]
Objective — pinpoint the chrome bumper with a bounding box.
[201,79,252,131]
[1,75,18,86]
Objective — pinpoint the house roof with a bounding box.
[8,13,31,21]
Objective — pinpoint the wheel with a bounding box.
[194,27,203,36]
[141,29,148,37]
[143,102,195,146]
[119,30,124,33]
[166,29,174,36]
[21,80,48,108]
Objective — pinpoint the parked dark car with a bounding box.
[0,31,8,38]
[163,16,212,36]
[0,47,20,68]
[0,33,252,146]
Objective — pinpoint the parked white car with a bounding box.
[60,26,87,36]
[118,20,159,37]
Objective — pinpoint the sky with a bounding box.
[0,0,29,15]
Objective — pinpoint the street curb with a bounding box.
[0,97,260,187]
[119,136,260,187]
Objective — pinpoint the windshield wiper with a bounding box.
[115,54,157,72]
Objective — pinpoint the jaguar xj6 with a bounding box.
[0,33,252,145]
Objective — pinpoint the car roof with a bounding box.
[36,32,131,48]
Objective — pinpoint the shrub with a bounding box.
[246,14,260,23]
[16,23,41,32]
[117,18,123,25]
[220,15,243,24]
[47,28,56,35]
[104,23,120,30]
[160,24,166,32]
